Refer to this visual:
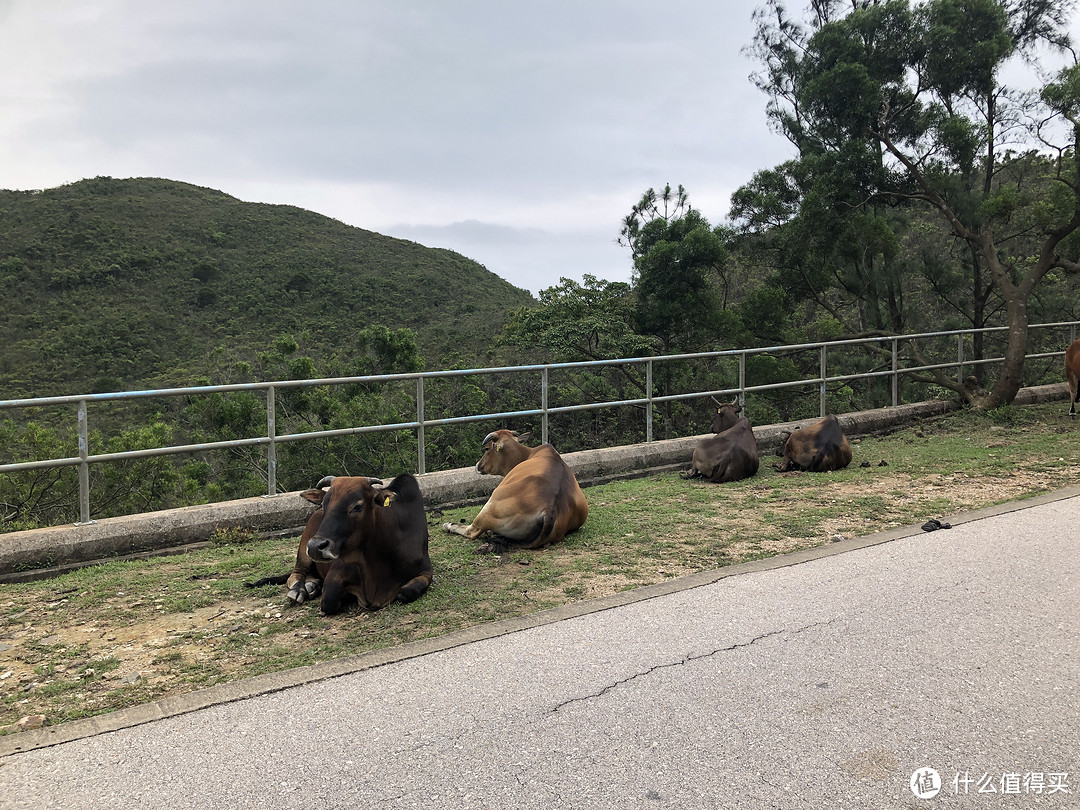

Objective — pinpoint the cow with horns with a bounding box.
[683,398,760,483]
[443,430,588,554]
[248,474,433,614]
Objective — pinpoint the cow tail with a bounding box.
[527,483,564,548]
[537,503,558,545]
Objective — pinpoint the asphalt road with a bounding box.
[1,489,1078,809]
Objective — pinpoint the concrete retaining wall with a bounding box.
[0,385,1066,579]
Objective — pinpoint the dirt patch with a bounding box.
[0,592,311,724]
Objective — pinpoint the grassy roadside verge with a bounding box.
[1,401,1077,733]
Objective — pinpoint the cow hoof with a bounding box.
[286,587,306,604]
[304,581,321,597]
[477,537,510,554]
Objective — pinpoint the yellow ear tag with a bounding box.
[382,495,392,507]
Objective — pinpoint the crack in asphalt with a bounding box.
[550,618,838,714]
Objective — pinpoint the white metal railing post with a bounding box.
[646,360,654,443]
[739,352,746,406]
[76,399,94,525]
[541,367,549,446]
[265,385,277,497]
[819,345,827,416]
[891,339,899,407]
[957,334,964,381]
[416,377,426,475]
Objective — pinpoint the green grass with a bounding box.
[0,401,1078,731]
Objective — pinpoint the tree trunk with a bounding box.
[976,293,1028,410]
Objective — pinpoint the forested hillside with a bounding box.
[0,177,535,397]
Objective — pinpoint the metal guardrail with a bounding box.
[2,321,1078,525]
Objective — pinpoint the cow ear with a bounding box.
[300,489,323,505]
[516,432,532,445]
[375,490,398,508]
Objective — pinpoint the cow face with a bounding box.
[304,475,393,563]
[710,400,742,434]
[476,430,532,476]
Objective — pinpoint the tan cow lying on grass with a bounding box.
[443,430,588,553]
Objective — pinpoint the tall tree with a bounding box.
[744,0,1080,407]
[619,185,732,353]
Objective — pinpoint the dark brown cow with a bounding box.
[1067,339,1080,419]
[683,400,760,483]
[443,430,588,553]
[248,474,432,614]
[775,415,852,473]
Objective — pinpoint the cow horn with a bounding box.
[482,431,499,448]
[366,477,383,486]
[316,475,336,490]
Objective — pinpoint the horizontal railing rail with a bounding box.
[2,321,1077,525]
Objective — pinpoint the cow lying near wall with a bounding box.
[1067,339,1080,419]
[247,474,433,613]
[775,415,852,473]
[443,430,588,553]
[683,399,759,483]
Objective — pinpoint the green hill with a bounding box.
[0,177,535,397]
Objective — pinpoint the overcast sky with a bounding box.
[1,2,1077,296]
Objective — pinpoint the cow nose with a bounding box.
[307,536,335,560]
[475,459,485,473]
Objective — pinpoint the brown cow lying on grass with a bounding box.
[443,430,588,554]
[247,474,433,614]
[1067,338,1080,419]
[683,399,759,483]
[775,415,852,473]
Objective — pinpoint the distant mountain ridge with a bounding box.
[0,177,535,397]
